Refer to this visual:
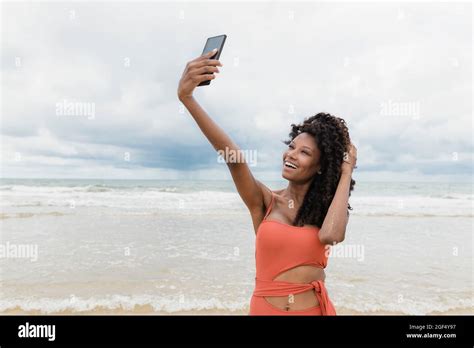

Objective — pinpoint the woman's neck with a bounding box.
[284,181,311,207]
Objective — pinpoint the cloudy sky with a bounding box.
[1,1,472,182]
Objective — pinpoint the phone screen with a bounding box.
[201,35,226,60]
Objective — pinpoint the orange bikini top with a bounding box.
[255,191,329,280]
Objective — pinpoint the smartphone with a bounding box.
[197,34,227,87]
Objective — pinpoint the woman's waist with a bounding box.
[256,264,326,284]
[252,274,328,297]
[274,265,326,283]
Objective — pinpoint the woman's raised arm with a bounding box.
[177,50,267,215]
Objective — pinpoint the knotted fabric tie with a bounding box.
[253,277,336,315]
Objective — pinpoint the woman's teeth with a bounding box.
[284,161,298,169]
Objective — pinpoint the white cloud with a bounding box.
[1,1,471,181]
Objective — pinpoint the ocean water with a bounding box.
[0,179,472,314]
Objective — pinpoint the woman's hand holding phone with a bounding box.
[177,49,223,101]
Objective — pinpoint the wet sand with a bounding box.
[2,306,471,316]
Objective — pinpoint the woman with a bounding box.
[177,49,357,315]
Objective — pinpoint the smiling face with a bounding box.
[282,132,322,183]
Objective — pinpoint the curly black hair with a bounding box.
[283,112,356,228]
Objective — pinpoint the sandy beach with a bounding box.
[2,306,471,316]
[1,179,472,316]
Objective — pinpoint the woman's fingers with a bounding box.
[206,59,223,67]
[187,59,222,82]
[193,66,220,75]
[184,60,221,79]
[182,50,222,87]
[350,144,357,166]
[186,49,222,69]
[348,143,357,154]
[189,59,223,70]
[343,143,358,167]
[195,74,216,83]
[351,144,357,157]
[188,50,215,64]
[203,49,218,57]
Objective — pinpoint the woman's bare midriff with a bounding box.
[264,265,326,311]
